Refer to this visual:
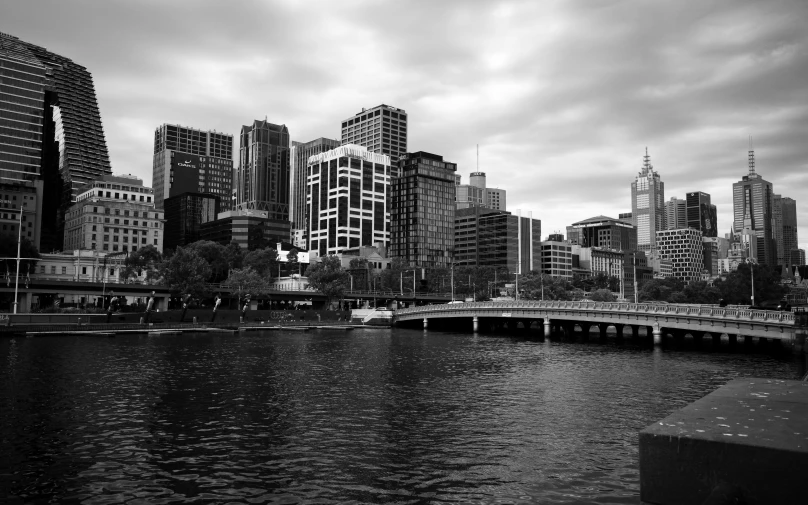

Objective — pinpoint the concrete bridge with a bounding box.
[395,301,808,353]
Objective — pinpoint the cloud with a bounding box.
[4,0,808,252]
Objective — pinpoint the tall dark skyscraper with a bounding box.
[391,151,456,267]
[152,124,233,211]
[686,191,717,237]
[732,142,776,268]
[782,196,800,265]
[235,120,290,221]
[0,32,112,250]
[340,104,407,164]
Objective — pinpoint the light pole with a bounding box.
[13,205,22,314]
[540,273,544,301]
[633,253,638,304]
[748,258,756,307]
[400,269,416,296]
[451,263,455,301]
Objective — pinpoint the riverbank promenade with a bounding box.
[0,309,360,337]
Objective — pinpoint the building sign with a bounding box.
[169,152,201,197]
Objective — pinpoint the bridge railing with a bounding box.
[395,301,795,323]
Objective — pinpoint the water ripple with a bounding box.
[1,329,800,504]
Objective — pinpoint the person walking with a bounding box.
[180,293,192,322]
[241,294,251,322]
[211,294,221,322]
[106,291,118,323]
[144,290,156,324]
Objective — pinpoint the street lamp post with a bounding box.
[451,263,455,301]
[633,253,638,304]
[13,205,22,314]
[749,259,756,307]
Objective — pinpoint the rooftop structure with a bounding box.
[340,104,407,164]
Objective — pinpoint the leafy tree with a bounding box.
[243,247,279,277]
[570,272,621,293]
[682,280,722,304]
[225,242,244,271]
[223,267,269,301]
[286,248,300,276]
[637,277,685,302]
[121,245,162,283]
[590,288,616,302]
[714,263,786,306]
[521,272,576,301]
[378,257,408,292]
[160,247,212,298]
[305,254,349,308]
[184,241,232,282]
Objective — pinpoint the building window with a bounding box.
[51,266,55,274]
[61,267,66,274]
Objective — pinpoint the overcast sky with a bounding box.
[5,0,808,252]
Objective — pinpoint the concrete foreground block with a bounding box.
[640,378,808,505]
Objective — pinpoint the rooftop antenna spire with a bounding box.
[477,144,479,171]
[643,147,653,173]
[748,135,756,175]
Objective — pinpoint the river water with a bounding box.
[0,328,802,504]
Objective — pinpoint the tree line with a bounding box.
[120,241,300,300]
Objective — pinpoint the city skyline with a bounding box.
[4,0,807,253]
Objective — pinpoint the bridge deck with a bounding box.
[395,301,803,345]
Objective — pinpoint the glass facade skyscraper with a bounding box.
[685,191,717,237]
[732,145,776,268]
[152,124,233,211]
[391,151,456,267]
[340,104,407,164]
[782,197,798,266]
[665,197,686,230]
[0,31,112,251]
[236,120,290,221]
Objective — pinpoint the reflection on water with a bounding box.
[0,329,800,504]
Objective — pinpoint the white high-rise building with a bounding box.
[665,196,686,230]
[455,172,506,210]
[631,148,665,252]
[306,145,392,256]
[289,138,340,247]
